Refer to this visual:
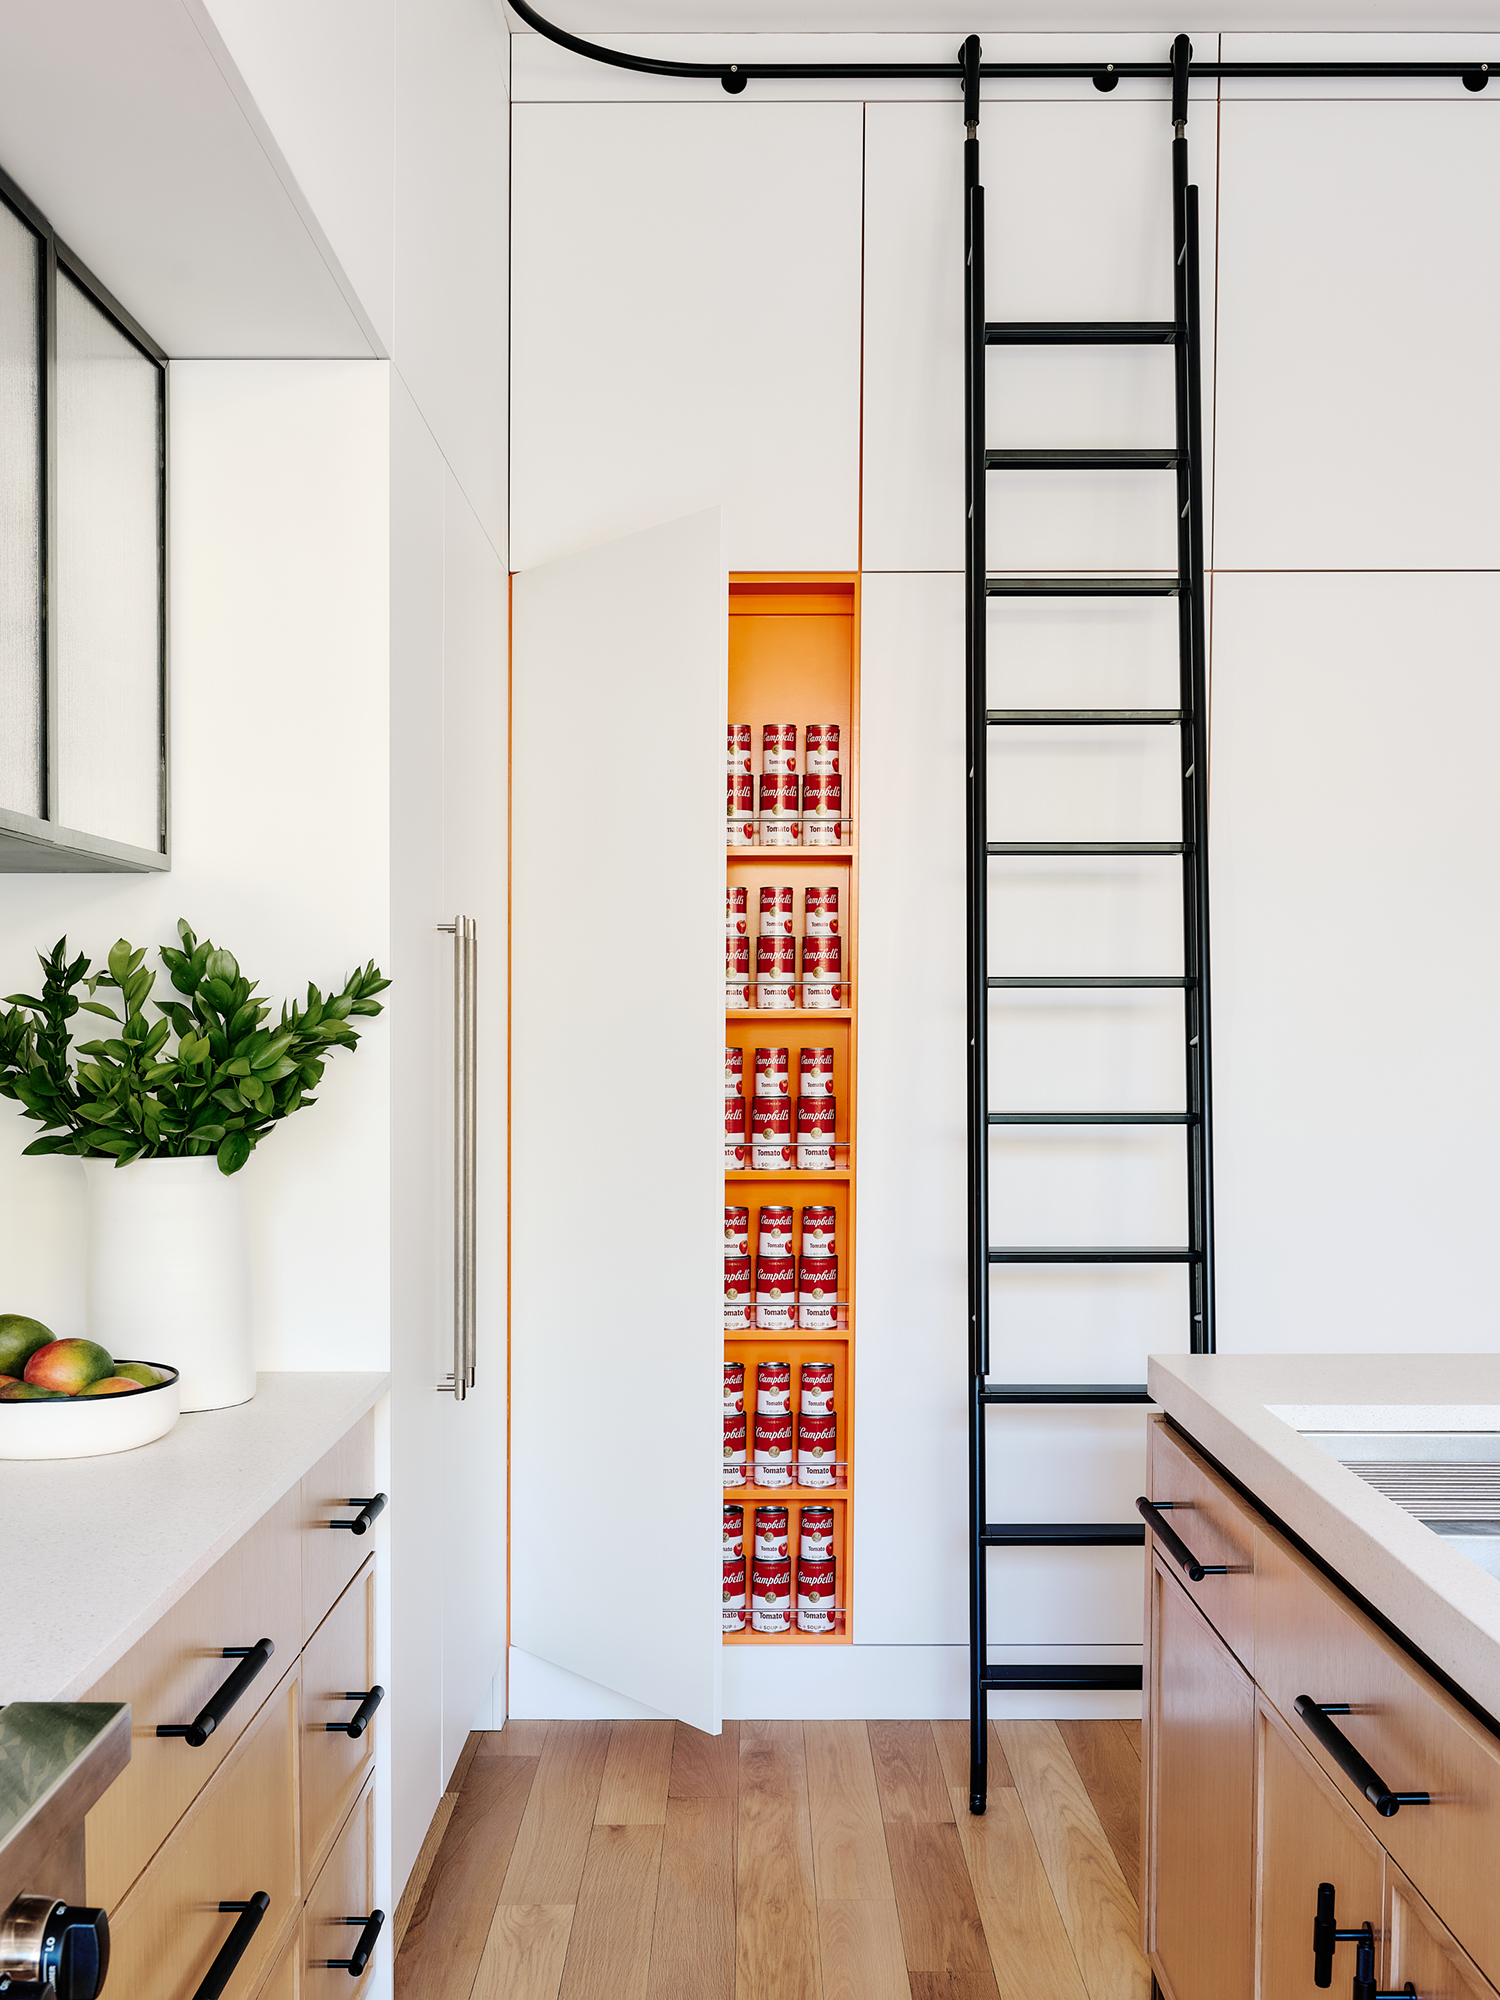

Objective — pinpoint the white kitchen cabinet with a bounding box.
[1214,98,1500,570]
[509,102,862,574]
[510,510,726,1733]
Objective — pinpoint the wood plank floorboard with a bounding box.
[736,1721,821,2000]
[884,1822,996,1989]
[869,1721,954,1824]
[930,1721,1015,1794]
[948,1784,1089,2000]
[596,1720,676,1825]
[646,1798,737,2000]
[395,1750,538,1999]
[669,1718,740,1803]
[392,1790,456,1955]
[818,1899,913,2000]
[907,1972,1011,2000]
[805,1721,895,1900]
[1057,1721,1144,1902]
[499,1721,613,1906]
[1118,1720,1142,1759]
[498,1720,555,1758]
[557,1824,664,2000]
[470,1904,575,2000]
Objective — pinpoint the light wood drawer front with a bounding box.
[1255,1525,1500,1984]
[301,1414,377,1644]
[107,1662,301,2000]
[1388,1861,1500,2000]
[1147,1418,1257,1671]
[303,1777,378,1998]
[85,1483,303,1912]
[256,1922,300,2000]
[302,1559,377,1884]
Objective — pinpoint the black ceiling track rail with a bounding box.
[506,0,1492,92]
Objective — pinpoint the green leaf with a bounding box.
[76,1102,122,1124]
[107,939,134,984]
[205,948,239,984]
[78,1000,121,1020]
[21,1134,77,1156]
[217,1130,251,1175]
[252,1035,295,1072]
[228,1001,264,1040]
[3,993,44,1009]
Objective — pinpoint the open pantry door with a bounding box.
[511,510,726,1732]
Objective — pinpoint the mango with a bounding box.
[0,1380,69,1400]
[24,1338,115,1395]
[80,1377,142,1397]
[113,1362,162,1389]
[0,1314,55,1378]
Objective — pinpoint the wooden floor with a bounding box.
[394,1717,1152,2000]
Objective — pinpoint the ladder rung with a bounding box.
[988,1110,1194,1126]
[988,708,1184,725]
[986,577,1180,597]
[989,1245,1198,1264]
[985,321,1179,346]
[988,841,1190,857]
[988,975,1191,989]
[982,1383,1153,1404]
[981,1664,1144,1691]
[982,1523,1146,1548]
[986,447,1180,471]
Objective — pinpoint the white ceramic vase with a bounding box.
[84,1156,255,1412]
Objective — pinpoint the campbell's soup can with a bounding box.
[797,1557,837,1633]
[728,723,752,774]
[757,1204,793,1258]
[728,771,754,816]
[753,1504,789,1560]
[803,772,843,847]
[759,884,794,935]
[725,1045,744,1096]
[723,1410,747,1487]
[724,1096,746,1172]
[723,1362,745,1416]
[756,977,796,1011]
[727,935,750,981]
[755,1357,792,1414]
[725,1204,749,1257]
[751,1097,792,1172]
[798,1257,839,1330]
[799,1047,835,1098]
[796,1096,837,1171]
[727,975,750,1010]
[754,1258,795,1332]
[758,771,799,818]
[803,935,842,981]
[803,978,842,1010]
[800,1359,836,1414]
[756,933,796,985]
[798,1409,837,1487]
[801,1204,836,1257]
[753,1410,794,1488]
[800,1505,835,1560]
[762,723,797,775]
[753,1046,790,1098]
[751,1556,791,1632]
[724,1255,752,1331]
[727,885,748,937]
[724,1504,744,1557]
[727,814,756,849]
[805,723,840,775]
[805,885,839,937]
[723,1555,747,1633]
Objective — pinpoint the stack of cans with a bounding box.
[726,886,749,1009]
[797,1046,837,1170]
[803,724,842,847]
[756,884,795,1008]
[727,725,754,846]
[725,1044,746,1168]
[723,1502,746,1631]
[760,724,800,847]
[726,723,845,849]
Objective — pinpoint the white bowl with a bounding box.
[0,1362,181,1460]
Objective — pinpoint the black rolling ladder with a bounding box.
[964,33,1215,1815]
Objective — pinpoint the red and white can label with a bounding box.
[725,1045,744,1095]
[726,979,750,1012]
[799,1505,835,1560]
[723,1504,744,1557]
[725,1096,746,1143]
[724,1253,751,1321]
[797,1410,837,1487]
[753,1504,789,1560]
[727,885,748,937]
[797,1259,838,1331]
[760,815,802,848]
[727,815,756,849]
[754,1256,795,1332]
[800,1359,836,1413]
[802,935,842,980]
[762,723,798,775]
[801,816,841,849]
[727,723,752,774]
[799,1048,835,1098]
[805,723,840,775]
[727,936,750,980]
[759,884,794,935]
[756,934,796,984]
[723,1362,745,1416]
[723,1410,747,1487]
[801,1204,837,1256]
[797,1557,837,1633]
[800,771,831,818]
[756,1204,793,1257]
[751,1098,792,1173]
[753,1046,789,1098]
[723,1555,747,1632]
[759,771,799,817]
[750,1556,791,1632]
[796,1095,836,1171]
[728,771,754,815]
[804,885,839,936]
[724,1205,749,1257]
[755,980,796,1011]
[755,1357,792,1414]
[802,978,842,1009]
[753,1411,794,1488]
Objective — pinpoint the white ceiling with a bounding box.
[511,2,1500,34]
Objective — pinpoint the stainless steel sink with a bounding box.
[1300,1429,1500,1582]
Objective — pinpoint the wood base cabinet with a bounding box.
[1387,1862,1500,2000]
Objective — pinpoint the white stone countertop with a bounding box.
[1148,1353,1500,1725]
[0,1372,389,1703]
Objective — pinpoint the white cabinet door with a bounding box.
[510,102,862,575]
[511,510,725,1733]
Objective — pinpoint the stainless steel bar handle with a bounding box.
[438,917,477,1399]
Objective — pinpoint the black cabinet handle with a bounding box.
[327,1909,385,1976]
[325,1686,385,1738]
[1295,1697,1431,1818]
[1313,1883,1372,1987]
[1353,1926,1415,1999]
[1136,1497,1228,1583]
[328,1494,387,1536]
[193,1892,269,2000]
[157,1640,275,1747]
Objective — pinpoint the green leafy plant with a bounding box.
[0,921,388,1175]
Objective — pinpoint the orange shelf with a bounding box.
[726,1007,852,1022]
[726,1169,850,1185]
[727,846,855,865]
